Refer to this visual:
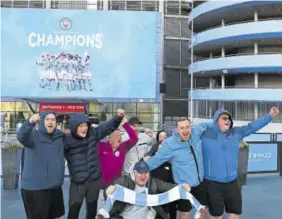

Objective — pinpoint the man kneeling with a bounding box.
[99,161,191,219]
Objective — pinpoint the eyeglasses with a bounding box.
[221,117,230,121]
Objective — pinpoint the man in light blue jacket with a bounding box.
[201,107,279,219]
[146,119,212,219]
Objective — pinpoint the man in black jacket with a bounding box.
[65,109,125,219]
[100,161,191,219]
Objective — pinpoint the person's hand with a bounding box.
[143,156,150,161]
[269,107,280,117]
[145,128,153,137]
[29,114,40,124]
[106,185,116,196]
[182,184,191,192]
[121,115,128,126]
[117,109,125,117]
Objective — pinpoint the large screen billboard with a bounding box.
[1,8,161,102]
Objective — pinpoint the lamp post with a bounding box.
[189,0,194,119]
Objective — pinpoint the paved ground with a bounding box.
[2,173,282,219]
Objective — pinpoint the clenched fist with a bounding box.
[117,109,125,117]
[29,114,40,124]
[145,128,154,137]
[106,185,115,196]
[269,107,280,117]
[182,183,191,192]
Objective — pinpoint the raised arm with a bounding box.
[17,114,39,148]
[236,107,279,139]
[145,141,172,170]
[193,122,213,136]
[90,109,124,141]
[119,122,138,152]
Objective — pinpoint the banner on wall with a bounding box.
[247,143,278,172]
[39,103,85,113]
[1,8,161,102]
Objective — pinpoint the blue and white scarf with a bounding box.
[99,184,205,219]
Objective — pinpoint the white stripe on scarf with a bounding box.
[99,184,205,219]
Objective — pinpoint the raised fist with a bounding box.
[182,183,191,192]
[117,109,125,117]
[145,128,153,137]
[106,185,115,196]
[269,107,280,117]
[29,114,40,124]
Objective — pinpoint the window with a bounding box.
[110,0,125,10]
[181,18,191,38]
[181,41,190,67]
[29,0,45,8]
[165,0,180,15]
[137,103,160,113]
[12,0,29,8]
[1,0,13,7]
[165,18,181,37]
[142,1,157,11]
[164,69,180,98]
[164,40,181,66]
[126,0,141,11]
[113,103,136,113]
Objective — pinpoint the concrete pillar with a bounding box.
[222,18,225,27]
[87,0,97,10]
[221,46,225,57]
[221,74,225,89]
[209,52,213,59]
[45,0,51,9]
[159,0,165,124]
[254,73,259,119]
[209,77,213,118]
[209,77,213,89]
[254,41,258,55]
[254,11,258,22]
[103,0,108,10]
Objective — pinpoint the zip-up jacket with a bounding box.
[201,109,273,183]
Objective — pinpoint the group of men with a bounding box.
[17,106,280,219]
[36,52,92,92]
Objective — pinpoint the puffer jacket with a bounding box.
[64,114,123,183]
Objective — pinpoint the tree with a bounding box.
[99,111,107,121]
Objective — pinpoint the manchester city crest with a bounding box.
[60,18,72,30]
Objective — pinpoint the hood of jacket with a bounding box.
[69,113,90,139]
[213,109,234,131]
[38,111,59,135]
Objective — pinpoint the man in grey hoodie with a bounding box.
[17,111,65,219]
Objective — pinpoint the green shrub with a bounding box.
[7,141,20,152]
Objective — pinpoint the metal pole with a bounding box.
[190,0,194,119]
[159,0,165,125]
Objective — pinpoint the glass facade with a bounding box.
[0,101,160,131]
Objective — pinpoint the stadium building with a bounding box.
[188,0,282,132]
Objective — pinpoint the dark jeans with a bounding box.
[21,187,65,219]
[67,180,100,219]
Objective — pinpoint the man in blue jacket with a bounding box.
[64,109,124,219]
[17,111,65,219]
[145,119,212,219]
[201,107,279,219]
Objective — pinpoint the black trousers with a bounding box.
[67,180,100,219]
[21,187,65,219]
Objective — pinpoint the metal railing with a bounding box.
[194,52,282,62]
[195,17,282,34]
